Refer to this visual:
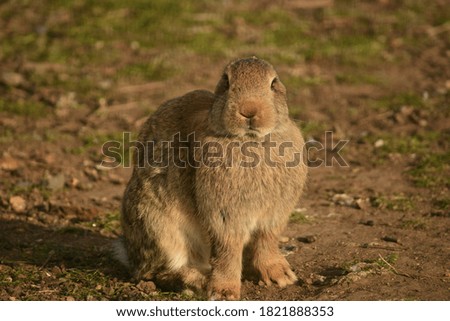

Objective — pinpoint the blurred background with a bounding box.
[0,0,449,300]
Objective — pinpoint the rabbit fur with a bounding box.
[119,57,307,300]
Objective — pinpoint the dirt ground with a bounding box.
[0,0,449,300]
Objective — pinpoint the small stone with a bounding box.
[69,177,80,188]
[360,220,374,226]
[332,193,355,207]
[95,284,102,291]
[45,172,65,191]
[84,168,99,181]
[400,105,414,116]
[108,173,124,185]
[136,280,156,293]
[297,235,317,243]
[374,139,384,148]
[43,154,56,164]
[355,198,369,210]
[66,296,75,301]
[382,236,399,243]
[279,236,290,243]
[9,196,27,213]
[1,71,24,87]
[311,274,327,286]
[0,156,20,171]
[280,244,298,256]
[56,92,77,110]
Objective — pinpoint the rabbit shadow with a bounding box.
[0,218,129,280]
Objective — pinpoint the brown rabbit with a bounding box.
[118,57,307,300]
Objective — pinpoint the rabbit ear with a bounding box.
[214,73,229,95]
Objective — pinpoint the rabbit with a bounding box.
[118,57,307,300]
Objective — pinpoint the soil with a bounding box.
[0,0,449,301]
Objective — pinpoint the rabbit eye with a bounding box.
[271,77,278,91]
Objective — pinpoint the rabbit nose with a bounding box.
[239,111,256,119]
[239,111,256,129]
[239,103,258,119]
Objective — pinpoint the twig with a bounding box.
[39,250,55,270]
[378,254,413,278]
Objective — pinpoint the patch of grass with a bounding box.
[0,98,50,118]
[59,268,112,300]
[407,152,450,188]
[371,195,415,212]
[284,75,326,88]
[432,198,450,211]
[400,218,426,230]
[67,132,134,167]
[0,265,41,288]
[0,128,14,143]
[298,120,328,139]
[379,135,428,155]
[184,29,235,58]
[5,182,52,201]
[289,211,310,224]
[335,72,382,85]
[342,253,399,274]
[376,253,399,268]
[90,211,121,235]
[370,92,427,112]
[116,60,175,82]
[367,131,442,162]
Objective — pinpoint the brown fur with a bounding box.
[120,57,307,300]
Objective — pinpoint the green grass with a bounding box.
[290,211,310,224]
[370,92,427,112]
[67,132,134,167]
[90,211,121,235]
[0,98,50,118]
[335,72,383,85]
[407,152,450,188]
[370,195,415,212]
[400,218,426,230]
[116,60,175,82]
[342,253,399,273]
[298,120,328,138]
[432,198,450,211]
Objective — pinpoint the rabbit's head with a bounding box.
[209,57,290,138]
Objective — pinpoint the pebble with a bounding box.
[332,193,355,207]
[279,236,290,243]
[355,198,369,210]
[360,220,375,226]
[298,235,317,243]
[0,156,20,171]
[382,236,399,243]
[45,172,65,191]
[280,244,298,256]
[374,139,385,148]
[136,280,156,293]
[1,71,24,87]
[309,274,327,286]
[9,196,27,213]
[69,177,80,188]
[108,173,124,185]
[84,168,99,181]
